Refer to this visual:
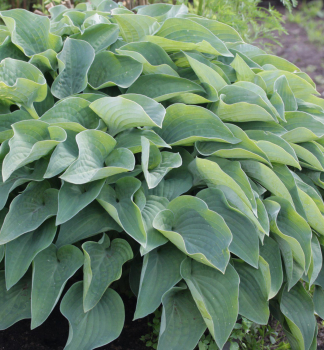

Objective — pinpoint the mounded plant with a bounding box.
[0,3,323,350]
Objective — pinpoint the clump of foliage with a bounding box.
[0,3,324,350]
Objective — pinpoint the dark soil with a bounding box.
[0,293,149,350]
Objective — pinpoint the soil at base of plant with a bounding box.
[0,294,148,350]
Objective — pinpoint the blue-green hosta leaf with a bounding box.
[56,202,121,247]
[82,234,133,312]
[258,70,319,98]
[141,137,182,189]
[0,110,32,143]
[0,181,58,244]
[156,103,239,146]
[0,271,31,330]
[31,244,83,329]
[71,23,119,53]
[306,235,322,287]
[246,130,300,169]
[153,195,232,272]
[140,195,169,255]
[264,198,312,289]
[116,41,178,76]
[197,188,259,267]
[5,218,56,290]
[41,97,102,129]
[127,74,216,103]
[60,282,124,350]
[314,285,324,319]
[29,49,58,74]
[290,142,324,172]
[297,185,324,236]
[61,130,134,184]
[208,157,257,214]
[271,164,306,220]
[146,18,232,57]
[97,177,146,246]
[2,120,66,181]
[88,51,142,90]
[183,51,228,92]
[96,0,119,11]
[280,282,316,350]
[0,58,47,118]
[136,3,188,22]
[233,258,270,324]
[0,36,28,61]
[189,157,254,213]
[181,258,239,349]
[0,9,62,56]
[51,38,95,99]
[197,123,271,165]
[115,129,170,154]
[259,236,283,298]
[252,54,300,72]
[188,17,242,43]
[273,75,297,112]
[134,243,185,319]
[211,84,278,122]
[240,160,294,205]
[113,14,160,42]
[44,123,86,179]
[0,158,48,210]
[230,53,266,90]
[89,94,165,136]
[34,85,55,117]
[158,283,206,350]
[281,111,324,143]
[57,179,105,225]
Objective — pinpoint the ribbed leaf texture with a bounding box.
[0,3,323,350]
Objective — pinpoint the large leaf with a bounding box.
[97,177,147,246]
[2,120,66,181]
[61,130,135,184]
[233,258,270,324]
[156,103,239,146]
[153,195,232,272]
[88,51,142,90]
[71,23,119,53]
[56,179,105,225]
[51,38,95,99]
[134,243,185,319]
[146,17,232,56]
[0,271,31,330]
[141,136,182,189]
[60,282,124,350]
[158,283,206,350]
[5,218,56,290]
[0,181,58,244]
[280,282,316,350]
[89,94,165,136]
[82,234,133,312]
[181,258,239,349]
[56,201,121,247]
[31,244,83,329]
[0,9,62,56]
[117,41,178,76]
[0,58,47,118]
[197,188,259,267]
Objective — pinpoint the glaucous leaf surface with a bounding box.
[0,5,323,350]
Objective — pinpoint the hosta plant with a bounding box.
[0,3,324,350]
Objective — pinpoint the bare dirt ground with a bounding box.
[272,20,324,95]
